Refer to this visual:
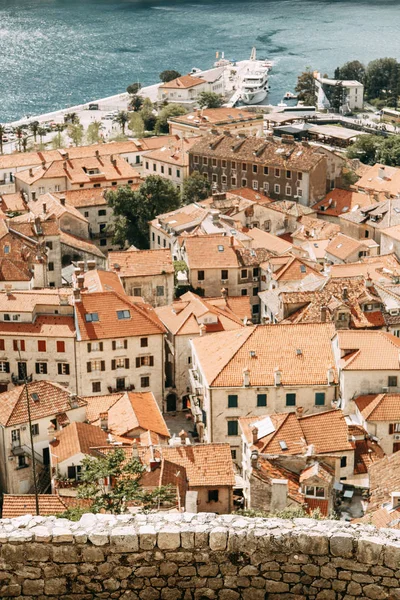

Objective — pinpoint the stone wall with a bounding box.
[1,512,400,599]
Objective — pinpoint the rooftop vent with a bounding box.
[279,440,288,451]
[296,349,302,356]
[31,393,39,402]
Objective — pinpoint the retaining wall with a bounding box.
[1,512,400,598]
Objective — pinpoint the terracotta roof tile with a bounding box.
[325,233,372,261]
[0,289,71,313]
[160,75,205,89]
[170,107,262,127]
[2,494,68,518]
[0,315,75,338]
[162,443,235,487]
[337,330,400,370]
[313,188,375,218]
[144,137,200,167]
[108,248,174,277]
[355,393,400,421]
[60,231,106,259]
[182,235,240,270]
[82,269,125,295]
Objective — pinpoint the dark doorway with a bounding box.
[43,447,50,466]
[166,393,177,412]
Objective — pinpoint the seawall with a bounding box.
[1,512,400,598]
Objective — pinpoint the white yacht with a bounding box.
[240,48,271,105]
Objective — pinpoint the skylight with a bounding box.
[31,393,39,402]
[279,440,288,451]
[117,309,131,320]
[218,245,224,252]
[85,312,99,322]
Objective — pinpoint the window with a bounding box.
[55,185,60,192]
[18,455,27,468]
[99,224,107,234]
[157,236,161,245]
[116,377,125,390]
[85,312,99,323]
[88,341,103,352]
[48,261,54,271]
[231,177,236,186]
[274,184,280,194]
[264,220,271,232]
[389,376,398,387]
[212,174,217,183]
[133,287,142,296]
[176,169,181,178]
[252,305,260,315]
[241,179,247,187]
[4,245,10,254]
[208,490,219,503]
[92,382,101,393]
[93,183,101,188]
[286,170,291,179]
[117,310,131,320]
[228,394,238,408]
[57,341,65,353]
[153,164,157,172]
[13,340,25,352]
[298,172,303,181]
[31,424,39,436]
[193,155,199,164]
[286,393,296,406]
[340,456,347,468]
[87,360,105,372]
[67,465,82,481]
[152,232,155,242]
[252,165,258,174]
[0,339,3,351]
[136,356,154,367]
[12,314,20,321]
[252,180,258,190]
[38,186,45,195]
[231,161,236,170]
[315,392,325,406]
[263,182,269,192]
[304,486,325,498]
[100,238,107,247]
[241,269,248,280]
[156,286,165,297]
[57,363,70,375]
[222,160,227,168]
[197,270,205,281]
[98,209,107,216]
[241,289,248,296]
[242,163,247,171]
[141,376,150,388]
[46,242,53,250]
[116,357,126,369]
[168,168,172,176]
[38,340,46,352]
[113,339,127,350]
[84,211,89,218]
[140,337,148,348]
[275,168,280,177]
[0,361,10,373]
[253,287,259,296]
[35,363,48,375]
[221,270,228,281]
[145,161,149,170]
[221,175,227,184]
[161,166,164,174]
[253,267,259,278]
[285,186,292,196]
[227,420,238,436]
[257,393,267,407]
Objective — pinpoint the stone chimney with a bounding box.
[342,286,348,301]
[230,235,235,247]
[60,197,66,206]
[296,406,304,417]
[73,288,81,302]
[77,260,85,274]
[47,422,56,443]
[42,203,46,214]
[179,430,187,445]
[327,366,335,385]
[33,259,48,289]
[250,448,259,469]
[221,287,228,299]
[87,260,96,271]
[378,166,386,179]
[77,274,85,289]
[274,367,282,386]
[95,150,100,158]
[243,367,250,387]
[100,412,108,431]
[199,323,206,336]
[29,168,33,177]
[320,306,327,323]
[251,426,258,445]
[210,209,220,224]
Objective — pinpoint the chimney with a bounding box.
[64,152,69,160]
[320,306,327,323]
[87,260,96,271]
[199,323,206,336]
[73,288,81,302]
[342,286,348,301]
[251,426,258,445]
[4,283,12,297]
[221,287,228,299]
[42,203,46,214]
[112,159,117,167]
[95,150,100,158]
[327,366,335,384]
[390,492,400,509]
[179,429,187,445]
[379,166,385,179]
[29,168,33,177]
[270,479,288,512]
[230,235,235,248]
[243,367,250,387]
[69,394,79,409]
[100,412,108,431]
[296,406,304,417]
[210,209,220,224]
[60,197,66,206]
[77,274,85,289]
[274,367,282,386]
[47,422,56,442]
[77,260,85,274]
[41,160,46,168]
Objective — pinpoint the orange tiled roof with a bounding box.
[2,494,68,518]
[355,393,400,421]
[0,381,86,428]
[53,182,141,208]
[170,107,262,127]
[0,289,71,313]
[162,443,235,487]
[84,393,124,423]
[59,230,106,259]
[82,269,126,296]
[144,137,200,167]
[0,257,32,282]
[108,248,174,277]
[272,256,324,282]
[31,193,88,223]
[364,450,400,515]
[182,235,240,270]
[354,438,384,475]
[160,75,205,89]
[75,290,166,341]
[245,228,293,254]
[330,254,400,282]
[255,457,303,504]
[0,192,28,214]
[193,323,337,387]
[336,330,400,370]
[0,315,75,338]
[356,163,400,197]
[313,188,376,218]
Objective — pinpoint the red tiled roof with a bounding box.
[108,249,174,277]
[2,494,68,518]
[355,394,400,421]
[162,443,235,487]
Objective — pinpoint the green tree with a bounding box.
[155,104,187,134]
[114,110,129,134]
[129,112,145,138]
[68,123,84,147]
[76,447,173,514]
[0,124,5,154]
[182,170,211,204]
[106,176,181,248]
[14,126,25,152]
[29,121,40,142]
[126,82,142,95]
[64,112,80,125]
[52,124,66,150]
[334,60,366,83]
[159,70,181,83]
[129,95,143,111]
[21,135,29,152]
[376,135,400,167]
[347,134,382,165]
[86,121,102,144]
[365,58,400,101]
[295,69,316,106]
[198,91,223,109]
[37,126,47,146]
[140,98,157,132]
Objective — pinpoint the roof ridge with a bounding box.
[210,326,255,385]
[259,412,292,453]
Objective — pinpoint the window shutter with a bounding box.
[21,340,25,351]
[66,364,70,375]
[35,363,40,374]
[124,340,128,349]
[125,358,130,369]
[87,362,92,373]
[43,364,48,375]
[100,342,103,351]
[389,424,394,434]
[57,364,62,375]
[5,362,9,373]
[101,361,105,371]
[87,343,91,353]
[136,357,140,368]
[149,356,154,367]
[112,341,116,351]
[111,360,116,370]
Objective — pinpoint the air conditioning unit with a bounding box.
[382,387,389,393]
[394,434,400,441]
[253,277,259,282]
[221,279,228,284]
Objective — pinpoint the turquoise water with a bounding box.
[1,0,400,122]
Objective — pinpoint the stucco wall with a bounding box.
[1,512,400,598]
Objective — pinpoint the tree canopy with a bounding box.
[364,58,399,102]
[86,121,102,144]
[182,171,211,205]
[126,82,142,95]
[334,60,366,83]
[295,69,316,106]
[155,104,188,134]
[198,91,223,109]
[76,447,173,514]
[159,70,181,83]
[106,176,181,248]
[347,134,400,167]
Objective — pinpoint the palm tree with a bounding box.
[114,111,129,135]
[0,124,5,154]
[64,112,79,125]
[37,127,47,145]
[29,121,40,142]
[21,135,29,153]
[14,126,24,152]
[55,123,65,148]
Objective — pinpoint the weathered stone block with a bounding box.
[297,532,329,556]
[330,533,354,558]
[357,536,385,565]
[363,583,389,599]
[210,527,228,551]
[158,528,181,550]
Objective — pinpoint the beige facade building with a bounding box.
[157,75,210,106]
[189,323,338,462]
[143,137,200,190]
[108,248,175,307]
[353,393,400,456]
[168,107,264,138]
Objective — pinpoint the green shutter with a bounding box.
[315,392,325,406]
[228,394,238,408]
[286,393,296,407]
[257,394,267,407]
[227,420,238,436]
